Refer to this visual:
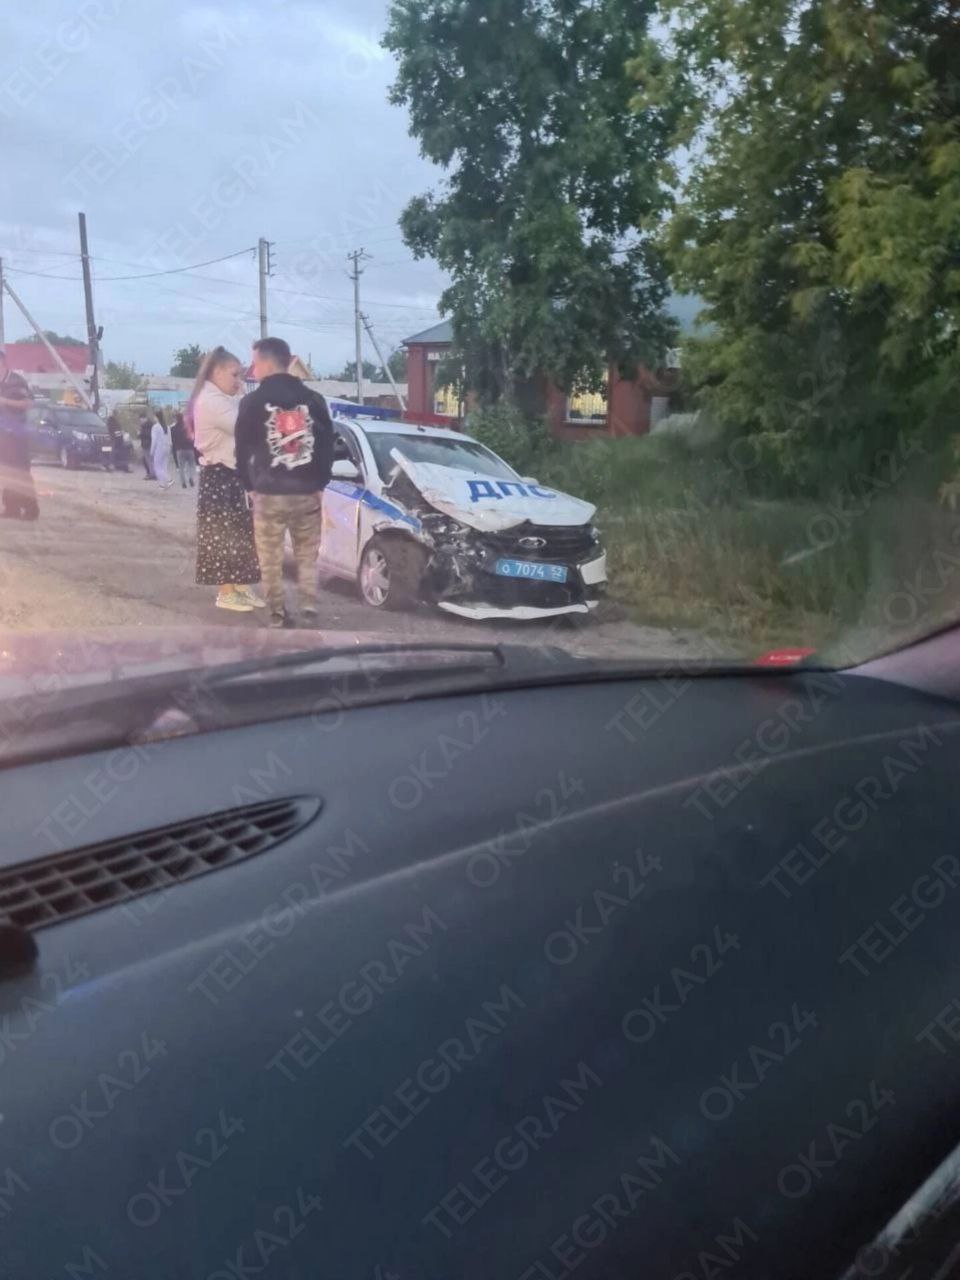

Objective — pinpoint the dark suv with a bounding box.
[27,404,115,470]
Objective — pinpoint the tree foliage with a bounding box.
[386,348,408,383]
[633,0,960,492]
[328,352,409,384]
[384,0,679,409]
[328,359,381,383]
[170,344,204,378]
[103,360,141,389]
[18,330,85,346]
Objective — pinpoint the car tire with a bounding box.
[358,536,423,611]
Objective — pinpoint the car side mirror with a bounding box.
[331,458,360,481]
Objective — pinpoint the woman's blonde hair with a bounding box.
[189,345,240,403]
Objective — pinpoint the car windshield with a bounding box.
[56,411,105,431]
[366,432,519,483]
[0,0,955,700]
[5,6,960,1278]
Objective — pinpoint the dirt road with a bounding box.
[0,463,710,660]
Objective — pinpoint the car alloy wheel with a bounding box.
[360,546,390,607]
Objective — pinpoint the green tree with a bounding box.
[18,330,86,346]
[170,344,204,378]
[103,360,142,389]
[328,359,381,383]
[384,0,679,413]
[633,0,960,492]
[386,348,407,383]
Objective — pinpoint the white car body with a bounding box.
[320,418,607,620]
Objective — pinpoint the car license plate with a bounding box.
[494,558,568,583]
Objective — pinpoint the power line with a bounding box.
[0,247,81,259]
[90,245,256,281]
[6,247,256,283]
[103,275,360,336]
[5,258,437,314]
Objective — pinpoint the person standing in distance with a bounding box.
[138,414,155,479]
[150,409,173,488]
[192,346,262,612]
[0,349,37,519]
[235,337,333,628]
[170,411,196,489]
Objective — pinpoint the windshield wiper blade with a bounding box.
[203,641,506,687]
[0,643,514,767]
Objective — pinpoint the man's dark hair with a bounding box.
[253,337,292,370]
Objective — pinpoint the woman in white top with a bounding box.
[150,410,173,488]
[191,347,262,612]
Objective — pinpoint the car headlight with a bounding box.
[588,525,602,544]
[72,430,91,442]
[422,514,471,540]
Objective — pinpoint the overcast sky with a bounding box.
[0,0,447,375]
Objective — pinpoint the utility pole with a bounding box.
[77,212,100,412]
[361,313,406,411]
[347,249,370,406]
[258,237,275,339]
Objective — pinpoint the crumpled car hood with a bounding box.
[392,454,596,533]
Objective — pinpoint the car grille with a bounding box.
[482,523,597,561]
[92,434,112,448]
[479,576,586,609]
[0,797,320,930]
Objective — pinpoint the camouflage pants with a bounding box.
[253,492,323,615]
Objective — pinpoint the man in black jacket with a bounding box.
[0,350,37,519]
[235,337,333,627]
[138,415,155,480]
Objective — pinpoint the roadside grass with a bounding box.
[596,502,865,652]
[528,433,959,655]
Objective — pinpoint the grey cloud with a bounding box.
[1,0,443,371]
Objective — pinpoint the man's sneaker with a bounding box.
[267,611,288,629]
[238,587,267,609]
[300,608,320,628]
[215,590,254,613]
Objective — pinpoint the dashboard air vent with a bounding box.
[0,796,320,930]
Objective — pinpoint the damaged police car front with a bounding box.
[320,419,607,620]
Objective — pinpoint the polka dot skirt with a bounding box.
[195,464,261,586]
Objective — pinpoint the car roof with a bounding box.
[336,417,480,445]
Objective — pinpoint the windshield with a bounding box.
[5,6,960,1280]
[55,411,105,432]
[0,0,956,706]
[367,432,519,483]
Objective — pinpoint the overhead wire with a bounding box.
[2,240,436,357]
[5,246,256,283]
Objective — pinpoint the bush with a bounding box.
[466,404,959,652]
[465,402,559,477]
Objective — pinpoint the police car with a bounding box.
[322,419,607,620]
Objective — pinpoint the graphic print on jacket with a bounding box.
[265,403,316,470]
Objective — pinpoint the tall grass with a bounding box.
[468,409,960,653]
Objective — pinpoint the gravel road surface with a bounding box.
[0,463,711,660]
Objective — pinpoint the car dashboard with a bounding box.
[2,660,960,1278]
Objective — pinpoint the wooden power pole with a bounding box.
[77,212,100,411]
[348,249,370,406]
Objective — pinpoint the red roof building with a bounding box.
[402,320,678,439]
[2,343,88,375]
